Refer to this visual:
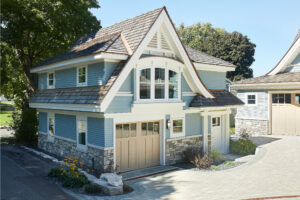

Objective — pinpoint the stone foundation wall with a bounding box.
[165,135,203,165]
[38,134,114,172]
[235,118,269,135]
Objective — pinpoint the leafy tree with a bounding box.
[1,0,101,109]
[177,23,256,81]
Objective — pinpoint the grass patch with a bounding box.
[0,110,13,126]
[224,161,235,166]
[210,165,219,170]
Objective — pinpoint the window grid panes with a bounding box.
[272,93,292,104]
[247,95,256,104]
[140,68,151,99]
[48,73,54,86]
[78,67,86,84]
[212,117,220,127]
[173,119,183,134]
[155,68,165,99]
[48,117,54,137]
[169,70,178,99]
[78,120,86,145]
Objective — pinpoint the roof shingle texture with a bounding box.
[185,46,236,68]
[30,61,126,104]
[190,90,244,107]
[33,7,235,69]
[233,72,300,85]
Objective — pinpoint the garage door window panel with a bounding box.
[295,94,300,104]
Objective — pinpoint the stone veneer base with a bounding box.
[235,118,269,135]
[165,135,203,165]
[38,134,114,172]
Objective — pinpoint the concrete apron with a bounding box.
[121,165,180,181]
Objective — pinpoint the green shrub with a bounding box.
[230,139,257,155]
[210,165,219,170]
[211,149,222,164]
[83,183,102,194]
[224,161,235,166]
[192,153,212,169]
[48,167,88,188]
[183,147,202,163]
[123,184,133,193]
[11,108,38,146]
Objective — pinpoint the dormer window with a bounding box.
[47,72,54,89]
[77,66,87,86]
[137,66,180,101]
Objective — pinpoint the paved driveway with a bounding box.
[116,136,300,200]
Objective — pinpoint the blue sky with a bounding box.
[90,0,300,77]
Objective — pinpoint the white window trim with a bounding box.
[170,115,185,138]
[76,66,88,87]
[136,65,181,102]
[211,116,221,127]
[47,72,55,89]
[47,113,55,142]
[246,93,257,106]
[76,116,87,151]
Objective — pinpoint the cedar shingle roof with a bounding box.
[185,46,236,68]
[30,61,126,104]
[190,90,244,107]
[233,72,300,85]
[33,7,235,69]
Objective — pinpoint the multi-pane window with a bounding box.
[140,68,151,99]
[48,73,54,88]
[48,115,54,137]
[77,66,87,86]
[212,117,220,127]
[272,93,291,104]
[247,94,256,105]
[155,68,165,99]
[77,118,86,146]
[295,94,300,104]
[116,123,138,138]
[172,119,183,134]
[139,67,179,100]
[169,70,178,99]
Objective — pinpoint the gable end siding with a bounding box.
[55,68,76,88]
[38,112,47,133]
[119,70,134,92]
[197,70,226,90]
[38,73,47,90]
[87,62,105,86]
[106,96,133,113]
[55,114,76,140]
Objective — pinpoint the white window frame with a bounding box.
[47,113,55,142]
[170,115,185,138]
[212,116,221,127]
[136,65,181,102]
[246,93,257,106]
[47,72,55,89]
[77,66,87,87]
[76,116,87,150]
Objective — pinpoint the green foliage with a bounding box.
[11,108,38,146]
[229,128,235,135]
[183,147,202,163]
[83,183,102,194]
[230,139,257,155]
[224,161,235,166]
[1,0,101,108]
[211,149,222,164]
[0,103,14,126]
[210,165,219,170]
[123,184,134,193]
[177,23,256,81]
[48,167,89,188]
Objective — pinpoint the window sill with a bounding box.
[133,100,182,104]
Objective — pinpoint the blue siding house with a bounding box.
[29,7,243,172]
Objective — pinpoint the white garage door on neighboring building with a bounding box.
[271,92,300,135]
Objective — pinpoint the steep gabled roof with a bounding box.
[185,46,236,68]
[33,7,164,68]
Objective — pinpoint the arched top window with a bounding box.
[137,66,181,101]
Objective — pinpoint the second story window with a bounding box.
[47,72,54,89]
[138,67,180,101]
[77,66,87,86]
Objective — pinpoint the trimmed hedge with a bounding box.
[230,139,257,155]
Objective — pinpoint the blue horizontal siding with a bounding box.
[185,113,202,136]
[88,62,105,86]
[38,73,47,90]
[38,112,47,133]
[208,115,211,134]
[106,96,133,113]
[165,114,170,139]
[55,114,76,140]
[197,70,226,90]
[104,118,113,147]
[119,70,133,92]
[55,68,76,88]
[87,117,105,147]
[182,96,195,109]
[181,74,193,92]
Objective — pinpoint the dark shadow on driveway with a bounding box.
[250,136,281,146]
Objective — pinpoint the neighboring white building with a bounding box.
[232,30,300,135]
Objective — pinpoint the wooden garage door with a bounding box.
[116,121,160,173]
[271,93,300,135]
